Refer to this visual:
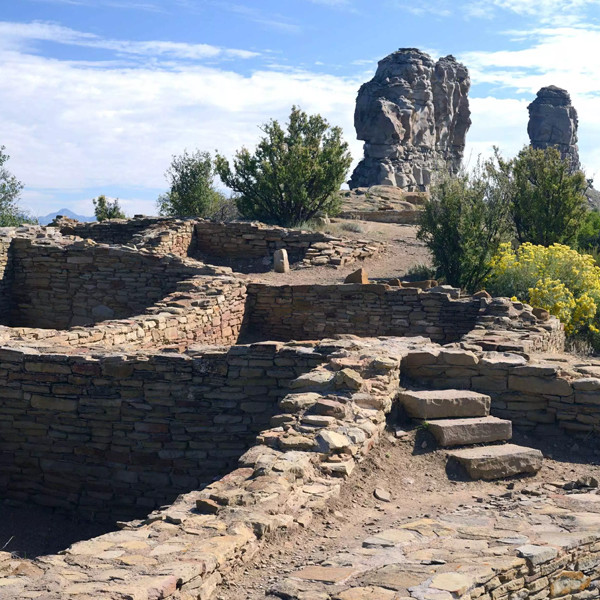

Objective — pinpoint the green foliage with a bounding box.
[0,146,36,227]
[576,209,600,251]
[215,106,352,227]
[93,195,125,221]
[487,242,600,341]
[157,150,226,218]
[417,153,513,293]
[511,146,588,246]
[405,263,437,282]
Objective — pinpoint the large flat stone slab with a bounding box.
[448,444,543,480]
[428,416,512,447]
[398,389,490,419]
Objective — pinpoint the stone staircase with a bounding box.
[398,389,544,480]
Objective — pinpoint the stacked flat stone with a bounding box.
[194,220,385,269]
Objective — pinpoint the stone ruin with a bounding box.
[0,217,598,599]
[349,48,471,192]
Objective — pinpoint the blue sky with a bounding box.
[2,0,600,218]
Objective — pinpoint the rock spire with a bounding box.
[527,85,580,172]
[349,48,471,192]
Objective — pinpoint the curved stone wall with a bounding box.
[0,342,324,521]
[8,237,204,329]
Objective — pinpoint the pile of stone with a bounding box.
[338,185,428,224]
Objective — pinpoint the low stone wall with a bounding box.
[0,231,13,325]
[246,283,484,343]
[9,237,204,329]
[0,274,247,350]
[403,346,600,437]
[195,220,385,268]
[3,336,599,600]
[0,342,324,522]
[0,336,411,599]
[55,216,176,246]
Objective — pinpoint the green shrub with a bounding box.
[404,263,437,282]
[158,150,226,218]
[576,209,600,251]
[340,221,364,233]
[417,154,513,292]
[215,106,351,228]
[487,242,600,337]
[511,146,588,246]
[0,146,36,226]
[93,195,125,221]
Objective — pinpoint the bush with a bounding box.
[404,263,437,282]
[511,146,588,246]
[416,154,513,292]
[158,150,226,218]
[0,146,36,226]
[576,209,600,251]
[215,106,352,227]
[487,242,600,336]
[93,195,125,221]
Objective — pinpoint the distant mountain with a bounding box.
[37,208,95,226]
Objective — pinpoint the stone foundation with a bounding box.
[0,342,324,521]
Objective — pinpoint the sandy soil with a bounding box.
[238,220,432,286]
[218,425,600,600]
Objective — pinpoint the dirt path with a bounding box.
[217,427,600,600]
[242,221,431,286]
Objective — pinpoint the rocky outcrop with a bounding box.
[528,85,580,171]
[349,48,471,192]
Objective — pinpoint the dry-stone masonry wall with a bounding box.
[2,337,600,600]
[0,342,324,522]
[403,347,600,437]
[0,233,13,325]
[350,48,471,191]
[194,221,385,268]
[0,274,247,350]
[338,185,428,224]
[247,284,485,343]
[55,217,385,269]
[0,336,415,599]
[9,237,204,329]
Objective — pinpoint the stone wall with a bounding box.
[403,347,600,437]
[0,274,247,350]
[8,238,204,329]
[0,342,324,521]
[195,220,385,268]
[0,231,13,325]
[0,336,411,599]
[3,336,599,600]
[56,216,177,246]
[246,283,483,343]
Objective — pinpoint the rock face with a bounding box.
[528,86,580,172]
[349,48,471,192]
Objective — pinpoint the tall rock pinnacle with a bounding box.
[527,86,580,172]
[349,48,471,192]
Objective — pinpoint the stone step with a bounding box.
[447,444,543,480]
[398,389,491,419]
[427,416,512,447]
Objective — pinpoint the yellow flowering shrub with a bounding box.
[487,243,600,335]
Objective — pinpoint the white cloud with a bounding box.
[462,26,600,95]
[0,29,361,215]
[5,20,600,217]
[392,0,600,22]
[0,21,260,61]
